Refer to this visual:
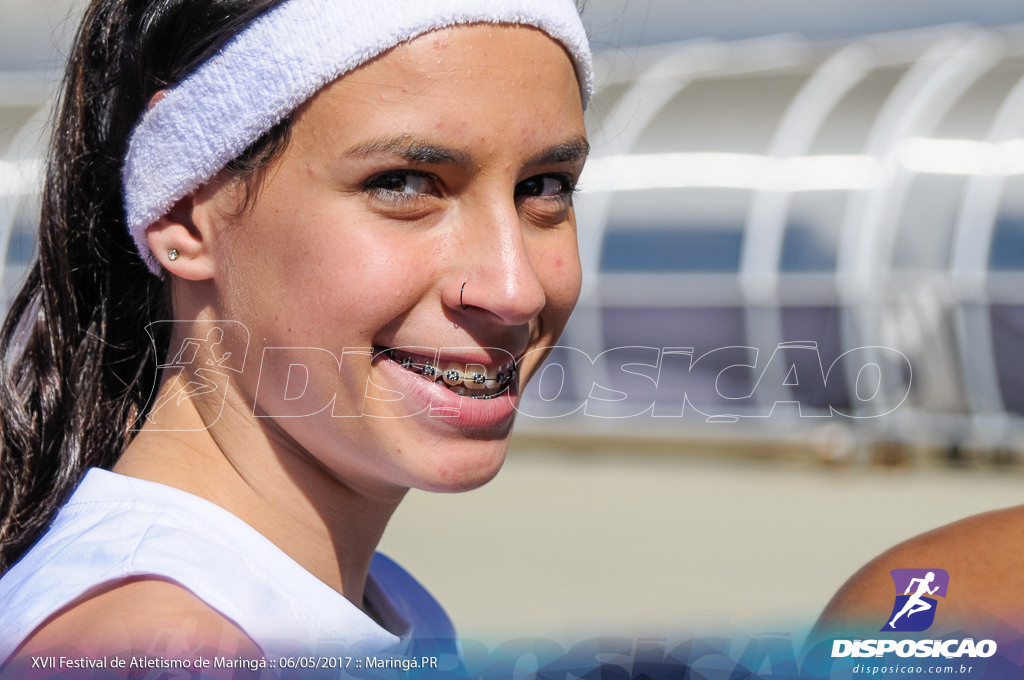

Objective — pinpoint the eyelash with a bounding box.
[363,170,439,205]
[515,173,578,203]
[362,170,578,206]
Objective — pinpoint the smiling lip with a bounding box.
[371,346,521,429]
[376,347,517,399]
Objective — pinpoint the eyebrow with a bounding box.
[343,135,471,165]
[526,135,591,167]
[343,134,590,168]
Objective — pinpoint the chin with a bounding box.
[410,436,510,494]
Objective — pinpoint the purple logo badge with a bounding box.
[882,569,949,632]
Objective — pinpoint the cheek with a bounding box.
[224,208,422,336]
[540,237,583,314]
[519,238,581,382]
[297,248,422,342]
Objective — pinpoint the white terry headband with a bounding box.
[122,0,593,274]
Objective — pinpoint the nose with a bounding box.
[448,202,547,326]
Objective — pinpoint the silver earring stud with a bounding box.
[168,249,180,261]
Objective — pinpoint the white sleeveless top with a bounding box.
[0,469,457,663]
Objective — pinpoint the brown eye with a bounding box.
[515,174,574,199]
[365,171,440,200]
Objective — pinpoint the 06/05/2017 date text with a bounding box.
[277,656,440,671]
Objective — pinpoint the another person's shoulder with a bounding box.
[812,504,1024,641]
[12,578,258,660]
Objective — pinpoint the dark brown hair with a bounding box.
[0,0,292,572]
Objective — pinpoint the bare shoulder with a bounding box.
[14,578,259,659]
[811,504,1024,642]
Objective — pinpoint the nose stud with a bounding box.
[460,281,468,310]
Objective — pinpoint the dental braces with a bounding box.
[384,349,517,387]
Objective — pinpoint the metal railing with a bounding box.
[517,24,1024,459]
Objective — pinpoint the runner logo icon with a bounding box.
[882,568,949,632]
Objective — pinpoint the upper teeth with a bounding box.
[383,349,517,389]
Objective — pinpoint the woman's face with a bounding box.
[198,24,586,496]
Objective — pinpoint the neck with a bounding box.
[115,371,405,609]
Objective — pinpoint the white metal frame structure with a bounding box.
[519,23,1024,457]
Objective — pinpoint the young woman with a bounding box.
[0,0,592,663]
